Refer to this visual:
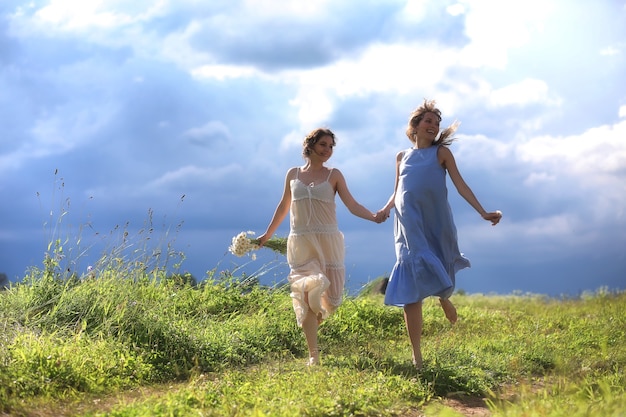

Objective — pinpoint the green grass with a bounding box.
[1,269,624,416]
[3,172,621,416]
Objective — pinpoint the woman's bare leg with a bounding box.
[301,309,320,365]
[439,297,457,324]
[403,301,423,369]
[302,292,320,365]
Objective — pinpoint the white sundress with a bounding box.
[287,168,345,327]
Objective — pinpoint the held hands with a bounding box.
[374,208,391,223]
[373,211,385,223]
[482,210,503,226]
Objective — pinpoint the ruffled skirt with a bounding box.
[384,250,470,307]
[287,230,345,327]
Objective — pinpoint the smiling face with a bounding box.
[302,128,336,160]
[406,100,443,144]
[416,112,440,142]
[309,135,335,162]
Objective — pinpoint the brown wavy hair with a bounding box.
[302,128,336,157]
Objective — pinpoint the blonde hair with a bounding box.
[406,99,460,146]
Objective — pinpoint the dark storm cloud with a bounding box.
[187,2,430,70]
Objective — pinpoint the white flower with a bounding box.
[227,231,287,258]
[228,231,260,257]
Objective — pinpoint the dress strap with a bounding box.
[325,168,333,181]
[295,167,300,180]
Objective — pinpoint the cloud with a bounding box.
[457,0,552,69]
[181,120,231,146]
[191,64,259,81]
[1,0,625,296]
[448,113,626,267]
[488,79,554,107]
[140,164,242,195]
[516,119,626,181]
[31,0,168,32]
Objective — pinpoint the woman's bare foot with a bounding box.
[307,349,320,366]
[439,298,457,324]
[412,353,423,370]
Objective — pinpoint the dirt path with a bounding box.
[2,384,500,417]
[441,394,491,416]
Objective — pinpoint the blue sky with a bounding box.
[1,0,625,296]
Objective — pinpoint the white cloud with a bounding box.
[454,133,512,163]
[451,114,626,253]
[33,0,167,31]
[145,165,209,190]
[279,130,306,153]
[191,64,259,81]
[488,79,553,107]
[160,20,213,70]
[398,0,429,22]
[330,43,459,96]
[516,119,626,178]
[280,41,460,128]
[447,3,466,17]
[458,0,552,69]
[182,121,231,141]
[241,0,329,18]
[515,119,626,225]
[600,46,621,56]
[288,90,335,128]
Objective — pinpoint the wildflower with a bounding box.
[84,265,96,280]
[228,231,287,257]
[228,231,260,257]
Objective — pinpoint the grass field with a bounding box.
[1,265,624,416]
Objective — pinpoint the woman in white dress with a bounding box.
[258,128,385,365]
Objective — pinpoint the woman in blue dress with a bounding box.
[378,99,502,369]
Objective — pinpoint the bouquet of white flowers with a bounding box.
[228,231,287,258]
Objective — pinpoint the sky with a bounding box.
[1,0,625,297]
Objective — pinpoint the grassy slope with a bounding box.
[0,275,624,417]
